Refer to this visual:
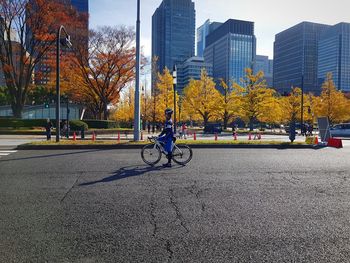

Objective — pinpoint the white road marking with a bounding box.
[0,150,17,158]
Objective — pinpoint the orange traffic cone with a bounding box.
[248,133,252,140]
[215,133,218,141]
[194,132,197,141]
[73,132,76,141]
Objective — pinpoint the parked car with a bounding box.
[330,123,350,137]
[204,123,222,134]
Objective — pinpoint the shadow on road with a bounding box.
[79,165,181,186]
[0,149,104,163]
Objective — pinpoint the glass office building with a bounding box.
[177,56,213,93]
[197,20,222,57]
[318,23,350,92]
[204,19,256,85]
[152,0,195,74]
[255,55,273,87]
[273,22,330,95]
[71,0,89,13]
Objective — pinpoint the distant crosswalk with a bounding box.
[0,150,17,158]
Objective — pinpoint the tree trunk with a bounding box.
[103,105,109,120]
[203,113,209,127]
[11,102,24,119]
[249,118,254,131]
[223,111,229,130]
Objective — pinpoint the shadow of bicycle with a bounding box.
[79,164,182,186]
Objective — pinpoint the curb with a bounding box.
[16,144,322,150]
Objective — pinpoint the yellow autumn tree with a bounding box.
[113,88,134,123]
[182,70,221,126]
[152,68,179,123]
[280,87,302,124]
[234,68,277,130]
[314,73,350,124]
[215,80,243,129]
[259,94,283,128]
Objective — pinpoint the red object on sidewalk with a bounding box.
[117,131,120,142]
[248,133,252,140]
[92,132,96,141]
[215,133,218,141]
[73,132,76,141]
[327,138,343,148]
[234,132,237,140]
[314,136,319,145]
[194,132,197,141]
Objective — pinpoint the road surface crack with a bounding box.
[166,240,174,262]
[169,188,190,233]
[149,197,158,237]
[60,177,79,202]
[187,181,206,213]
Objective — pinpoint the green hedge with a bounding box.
[83,119,119,129]
[69,120,88,131]
[0,118,88,130]
[0,119,47,128]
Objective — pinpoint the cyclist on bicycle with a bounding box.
[158,108,174,167]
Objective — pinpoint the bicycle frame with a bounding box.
[148,137,182,157]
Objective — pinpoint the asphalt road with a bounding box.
[1,147,350,262]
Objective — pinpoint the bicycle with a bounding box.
[141,136,193,166]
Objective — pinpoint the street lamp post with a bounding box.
[301,74,305,135]
[173,65,177,135]
[66,96,70,138]
[56,25,72,142]
[134,0,141,141]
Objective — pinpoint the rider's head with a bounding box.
[165,108,173,120]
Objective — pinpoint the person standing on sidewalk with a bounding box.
[45,119,53,140]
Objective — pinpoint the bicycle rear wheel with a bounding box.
[141,144,162,166]
[172,144,192,165]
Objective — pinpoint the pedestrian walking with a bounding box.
[61,120,68,139]
[308,124,313,136]
[147,122,151,134]
[181,123,187,139]
[45,119,53,140]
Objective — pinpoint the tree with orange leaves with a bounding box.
[0,0,80,118]
[69,26,136,120]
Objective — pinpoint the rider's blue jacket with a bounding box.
[159,119,174,139]
[158,119,174,154]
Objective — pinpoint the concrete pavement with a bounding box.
[1,147,350,262]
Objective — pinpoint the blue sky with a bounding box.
[90,0,350,59]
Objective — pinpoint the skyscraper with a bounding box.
[255,55,273,87]
[197,20,222,57]
[273,22,330,95]
[204,19,256,85]
[177,56,213,93]
[33,0,89,85]
[71,0,89,13]
[152,0,195,75]
[318,23,350,92]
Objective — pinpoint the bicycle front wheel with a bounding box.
[141,144,162,166]
[172,144,193,165]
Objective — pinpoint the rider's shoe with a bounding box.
[162,163,172,168]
